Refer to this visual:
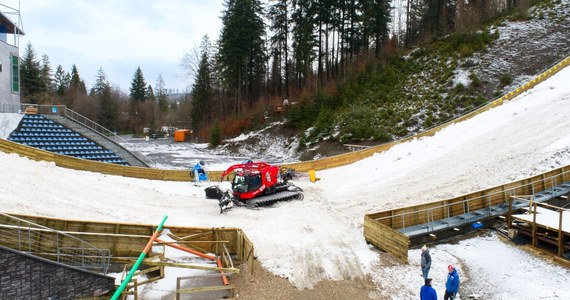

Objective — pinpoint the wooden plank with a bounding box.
[138,260,240,273]
[178,284,235,294]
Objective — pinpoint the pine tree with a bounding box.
[291,0,317,90]
[130,67,147,102]
[92,68,117,130]
[146,85,156,102]
[69,64,87,95]
[191,36,214,132]
[155,75,169,113]
[361,0,392,58]
[53,65,70,96]
[218,0,267,114]
[20,43,44,103]
[66,64,87,109]
[41,54,53,93]
[268,0,290,99]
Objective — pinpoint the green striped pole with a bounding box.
[111,215,168,300]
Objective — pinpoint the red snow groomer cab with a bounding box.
[207,161,303,213]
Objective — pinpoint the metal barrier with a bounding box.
[0,101,21,113]
[0,212,111,274]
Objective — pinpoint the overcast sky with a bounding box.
[1,0,224,93]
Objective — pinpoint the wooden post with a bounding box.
[558,210,564,257]
[532,203,537,248]
[507,197,513,230]
[176,277,181,300]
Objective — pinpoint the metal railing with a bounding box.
[0,212,111,274]
[0,100,21,113]
[373,170,570,233]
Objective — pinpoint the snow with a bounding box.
[0,113,23,139]
[452,69,472,88]
[2,64,570,299]
[513,207,570,233]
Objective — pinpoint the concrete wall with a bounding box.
[0,40,19,112]
[0,246,115,299]
[0,112,22,139]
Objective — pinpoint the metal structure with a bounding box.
[0,3,24,46]
[377,174,570,241]
[0,212,111,274]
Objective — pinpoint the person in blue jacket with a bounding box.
[420,278,437,300]
[444,264,460,300]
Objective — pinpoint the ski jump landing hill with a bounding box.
[0,56,568,265]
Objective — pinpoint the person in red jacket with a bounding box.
[444,264,460,300]
[420,278,437,300]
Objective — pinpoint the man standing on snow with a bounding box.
[421,245,431,280]
[420,278,437,300]
[444,264,460,300]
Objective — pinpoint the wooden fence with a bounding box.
[0,213,254,269]
[1,57,568,179]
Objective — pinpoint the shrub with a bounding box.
[469,73,481,89]
[209,122,221,147]
[454,83,465,93]
[499,72,512,87]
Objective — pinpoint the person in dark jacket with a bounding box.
[444,264,460,300]
[420,278,437,300]
[421,245,432,280]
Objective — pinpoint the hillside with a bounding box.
[2,60,569,299]
[215,0,570,161]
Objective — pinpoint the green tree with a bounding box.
[40,54,53,93]
[20,43,44,103]
[129,67,147,102]
[155,75,169,113]
[268,0,290,99]
[191,36,214,132]
[146,84,156,102]
[362,0,392,58]
[53,65,70,96]
[291,0,317,90]
[217,0,267,115]
[209,121,222,147]
[69,64,87,94]
[66,64,87,109]
[91,67,117,130]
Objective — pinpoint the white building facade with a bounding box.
[0,9,23,113]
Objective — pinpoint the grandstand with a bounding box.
[8,114,129,165]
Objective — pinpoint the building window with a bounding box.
[11,55,19,93]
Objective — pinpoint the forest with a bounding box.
[18,0,536,146]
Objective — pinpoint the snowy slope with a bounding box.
[1,65,570,300]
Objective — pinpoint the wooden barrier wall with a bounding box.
[0,213,254,267]
[363,166,570,262]
[364,215,410,263]
[1,58,568,179]
[0,139,226,181]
